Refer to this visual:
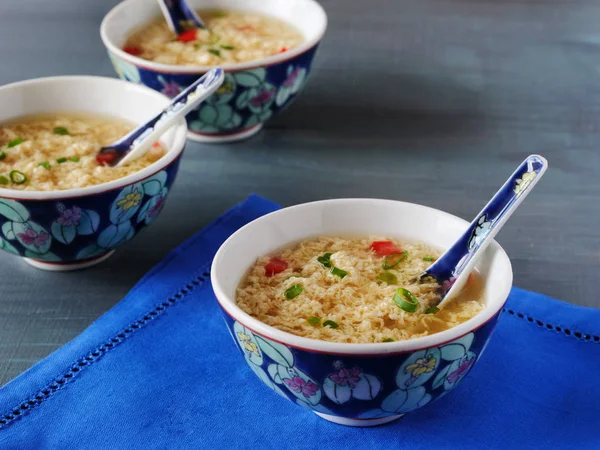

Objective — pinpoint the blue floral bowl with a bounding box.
[100,0,327,143]
[0,76,187,271]
[211,199,513,426]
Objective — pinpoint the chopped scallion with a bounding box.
[0,175,8,185]
[284,284,303,299]
[68,156,80,162]
[7,137,24,148]
[0,151,5,160]
[38,161,51,169]
[382,338,394,342]
[9,170,27,184]
[330,266,348,278]
[383,251,408,270]
[379,272,398,284]
[317,252,333,268]
[208,48,221,57]
[323,320,339,329]
[220,45,235,50]
[53,127,69,135]
[425,306,440,314]
[56,157,67,164]
[307,316,320,326]
[423,256,435,262]
[393,288,419,313]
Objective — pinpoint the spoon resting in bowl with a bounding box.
[96,67,224,167]
[421,154,548,309]
[157,0,206,36]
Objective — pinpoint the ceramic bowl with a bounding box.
[100,0,327,143]
[211,199,513,427]
[0,76,187,271]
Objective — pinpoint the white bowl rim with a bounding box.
[100,0,328,74]
[211,198,514,356]
[0,75,187,201]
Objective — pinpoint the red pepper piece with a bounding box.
[178,30,198,42]
[96,150,118,166]
[278,47,288,53]
[370,241,402,257]
[123,46,142,56]
[264,257,288,276]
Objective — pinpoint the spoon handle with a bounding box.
[115,67,224,166]
[157,0,206,34]
[426,155,548,292]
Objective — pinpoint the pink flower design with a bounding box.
[161,81,182,98]
[57,205,82,227]
[282,68,301,88]
[447,357,475,384]
[250,87,275,107]
[18,228,50,248]
[443,277,456,294]
[283,376,319,398]
[148,197,165,218]
[328,367,361,388]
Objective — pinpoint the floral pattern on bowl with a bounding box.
[222,310,501,423]
[107,45,319,142]
[0,159,181,269]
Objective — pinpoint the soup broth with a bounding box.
[236,236,484,344]
[123,9,304,66]
[0,113,166,191]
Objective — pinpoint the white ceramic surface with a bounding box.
[211,198,513,355]
[101,0,328,73]
[187,123,263,143]
[314,412,404,427]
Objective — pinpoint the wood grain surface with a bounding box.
[0,0,598,385]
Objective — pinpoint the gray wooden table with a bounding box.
[1,0,598,386]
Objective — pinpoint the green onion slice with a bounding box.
[53,127,69,135]
[379,272,398,284]
[0,151,5,160]
[317,252,333,268]
[220,45,234,50]
[307,316,320,326]
[383,251,408,269]
[0,175,8,185]
[9,170,27,184]
[7,137,24,148]
[393,288,419,313]
[208,48,221,57]
[330,266,348,278]
[38,161,51,169]
[323,320,339,329]
[382,338,394,342]
[56,157,67,164]
[68,156,80,162]
[425,306,440,314]
[284,284,303,299]
[423,256,435,262]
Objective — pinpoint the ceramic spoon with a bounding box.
[97,67,224,167]
[421,154,548,309]
[157,0,206,35]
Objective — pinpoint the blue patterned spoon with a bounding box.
[422,154,548,308]
[157,0,206,34]
[97,67,224,167]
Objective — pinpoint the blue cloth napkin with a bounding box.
[1,194,599,450]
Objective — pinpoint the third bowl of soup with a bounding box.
[101,0,327,143]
